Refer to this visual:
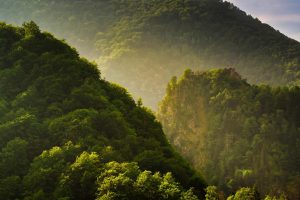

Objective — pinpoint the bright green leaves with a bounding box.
[159,172,181,199]
[227,187,260,200]
[23,150,199,200]
[205,186,219,200]
[23,143,80,199]
[23,143,80,196]
[57,152,102,200]
[97,162,198,200]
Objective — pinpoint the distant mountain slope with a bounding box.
[0,22,205,199]
[158,68,300,198]
[1,0,299,109]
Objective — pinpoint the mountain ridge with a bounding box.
[0,0,299,109]
[158,68,300,198]
[0,21,206,199]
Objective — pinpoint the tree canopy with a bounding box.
[158,68,300,199]
[0,0,299,108]
[0,22,205,199]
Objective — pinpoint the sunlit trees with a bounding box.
[158,69,300,197]
[96,161,199,200]
[205,186,219,200]
[227,187,259,200]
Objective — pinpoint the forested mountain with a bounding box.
[0,22,206,199]
[1,0,300,109]
[158,68,300,199]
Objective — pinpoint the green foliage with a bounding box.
[158,68,300,198]
[227,187,260,200]
[0,0,299,108]
[0,176,22,200]
[264,194,287,200]
[96,161,198,200]
[205,186,219,200]
[23,21,41,38]
[0,137,29,177]
[181,189,199,200]
[56,151,102,200]
[0,22,205,199]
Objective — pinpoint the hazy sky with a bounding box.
[226,0,300,41]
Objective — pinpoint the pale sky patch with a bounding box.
[259,14,300,23]
[226,0,300,41]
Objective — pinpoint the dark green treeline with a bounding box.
[0,22,205,200]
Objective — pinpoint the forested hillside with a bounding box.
[1,0,300,109]
[0,22,206,199]
[158,68,300,199]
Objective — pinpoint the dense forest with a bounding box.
[1,0,300,109]
[0,1,300,199]
[158,68,300,199]
[0,22,208,199]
